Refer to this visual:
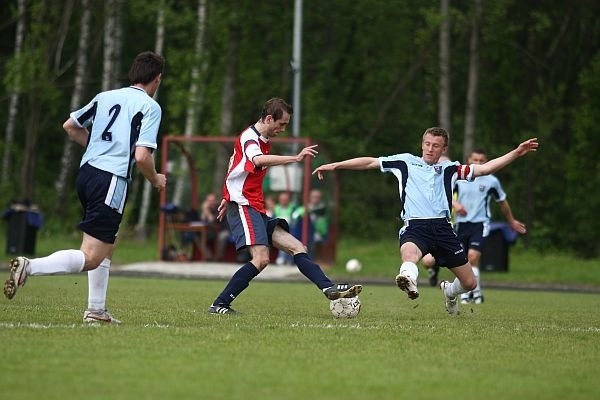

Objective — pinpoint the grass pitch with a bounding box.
[1,276,598,400]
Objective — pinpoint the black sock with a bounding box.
[293,253,332,290]
[213,262,259,306]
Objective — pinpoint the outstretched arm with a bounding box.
[312,157,380,180]
[253,144,319,168]
[474,138,539,177]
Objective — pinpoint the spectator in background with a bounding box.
[264,195,276,217]
[291,189,330,257]
[273,191,297,265]
[200,192,231,262]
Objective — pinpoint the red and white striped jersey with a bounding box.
[222,125,270,214]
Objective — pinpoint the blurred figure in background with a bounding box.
[291,189,330,257]
[200,192,231,262]
[422,148,527,303]
[273,191,297,265]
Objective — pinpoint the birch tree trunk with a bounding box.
[54,0,92,214]
[462,0,483,162]
[172,0,207,207]
[102,0,120,91]
[213,9,240,195]
[2,0,27,186]
[136,1,166,238]
[438,0,452,155]
[20,0,73,201]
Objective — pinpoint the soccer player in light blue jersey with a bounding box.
[313,128,538,315]
[4,52,167,324]
[423,149,527,304]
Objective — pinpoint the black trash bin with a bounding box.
[480,222,518,272]
[3,203,43,255]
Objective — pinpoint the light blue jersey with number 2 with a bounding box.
[70,86,162,179]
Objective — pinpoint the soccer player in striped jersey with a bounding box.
[207,98,362,315]
[313,128,538,315]
[4,51,166,324]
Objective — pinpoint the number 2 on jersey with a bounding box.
[101,104,121,141]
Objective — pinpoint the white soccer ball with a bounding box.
[345,258,362,273]
[330,296,361,319]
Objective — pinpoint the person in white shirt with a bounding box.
[4,51,166,324]
[313,127,538,315]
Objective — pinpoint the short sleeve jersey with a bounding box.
[70,86,162,179]
[378,154,474,221]
[223,125,270,213]
[453,175,507,224]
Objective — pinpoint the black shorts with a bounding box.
[399,218,468,268]
[226,202,289,250]
[455,222,487,253]
[76,163,128,244]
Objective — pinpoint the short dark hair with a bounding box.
[128,51,165,85]
[260,98,293,122]
[471,148,487,157]
[423,127,450,147]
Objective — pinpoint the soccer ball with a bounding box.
[345,258,362,273]
[329,296,361,319]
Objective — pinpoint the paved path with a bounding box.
[114,261,304,282]
[111,261,600,293]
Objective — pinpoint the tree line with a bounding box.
[0,0,598,258]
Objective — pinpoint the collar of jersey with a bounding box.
[251,125,269,142]
[128,85,147,93]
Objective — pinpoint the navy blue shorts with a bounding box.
[455,222,487,253]
[399,218,468,268]
[226,202,289,250]
[76,163,128,244]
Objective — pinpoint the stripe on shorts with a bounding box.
[240,204,257,245]
[104,175,128,214]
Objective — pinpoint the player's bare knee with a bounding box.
[289,243,307,255]
[82,255,104,271]
[252,256,270,270]
[463,277,477,291]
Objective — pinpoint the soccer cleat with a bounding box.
[208,305,238,315]
[460,293,471,304]
[4,257,30,300]
[83,309,122,324]
[440,280,459,315]
[428,266,439,287]
[323,283,362,300]
[395,273,419,299]
[473,296,484,304]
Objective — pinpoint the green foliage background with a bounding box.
[0,0,598,257]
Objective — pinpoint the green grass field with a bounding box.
[1,275,599,400]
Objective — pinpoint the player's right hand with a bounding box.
[153,173,167,191]
[217,198,228,221]
[296,144,319,162]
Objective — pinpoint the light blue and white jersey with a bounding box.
[454,174,506,224]
[379,153,474,222]
[70,86,162,179]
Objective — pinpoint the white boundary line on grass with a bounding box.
[0,322,171,329]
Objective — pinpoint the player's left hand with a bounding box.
[217,199,228,221]
[515,138,539,156]
[510,219,527,234]
[296,145,319,162]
